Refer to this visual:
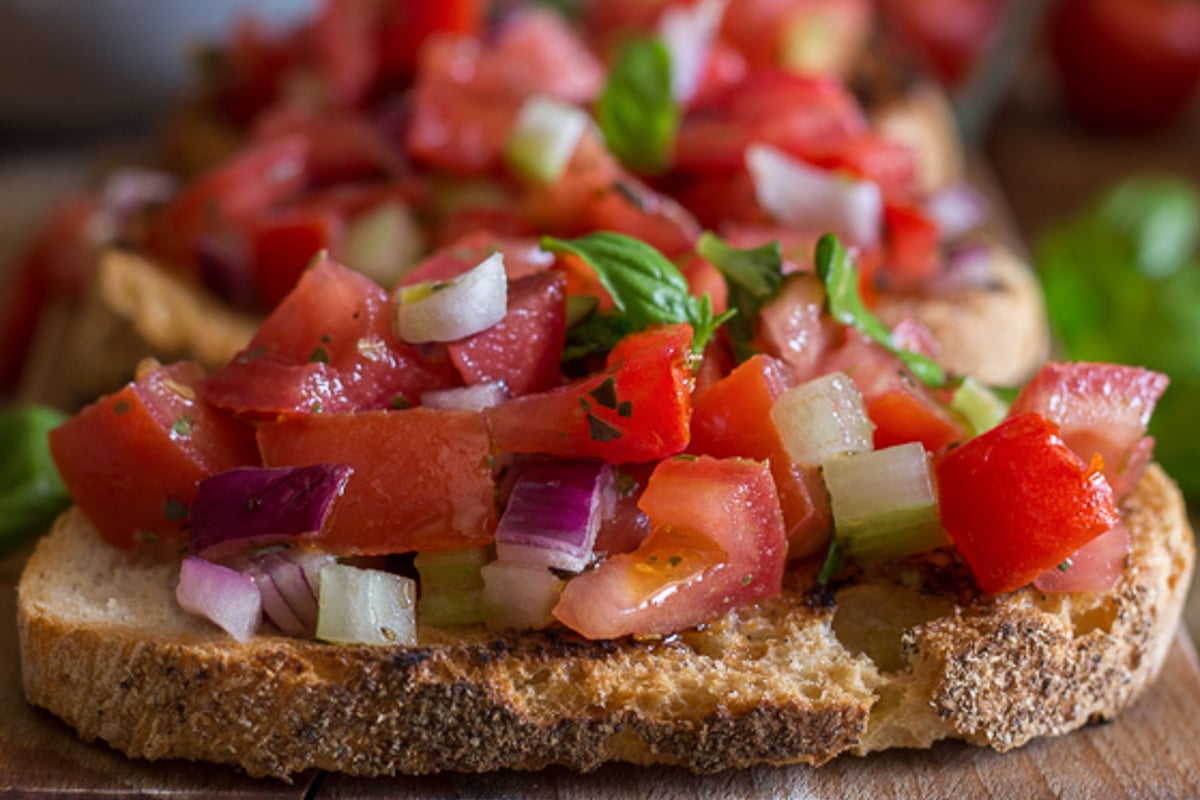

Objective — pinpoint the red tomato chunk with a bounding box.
[936,413,1120,595]
[554,455,787,639]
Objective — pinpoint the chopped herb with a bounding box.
[696,232,784,363]
[595,37,678,174]
[1057,559,1073,573]
[817,538,845,585]
[163,498,190,523]
[135,529,160,544]
[617,400,633,418]
[171,415,195,437]
[815,234,947,387]
[321,333,333,344]
[113,400,131,416]
[589,377,620,409]
[586,414,624,443]
[246,497,261,513]
[311,403,324,414]
[390,394,411,410]
[309,345,331,364]
[741,575,753,586]
[668,556,683,568]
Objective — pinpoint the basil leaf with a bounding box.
[696,231,784,363]
[814,234,947,387]
[542,231,729,353]
[0,405,72,553]
[594,37,678,174]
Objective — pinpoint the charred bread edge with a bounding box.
[17,464,1194,779]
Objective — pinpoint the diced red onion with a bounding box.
[495,461,614,572]
[924,183,989,242]
[243,559,308,637]
[926,242,998,294]
[196,232,257,310]
[421,381,510,411]
[176,556,262,643]
[189,464,354,557]
[745,143,882,250]
[285,546,337,598]
[660,0,728,104]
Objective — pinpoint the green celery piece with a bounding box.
[950,376,1009,436]
[0,405,71,553]
[836,505,948,563]
[418,588,485,627]
[415,547,488,591]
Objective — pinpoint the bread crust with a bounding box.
[17,466,1193,779]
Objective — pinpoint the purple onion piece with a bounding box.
[176,556,262,643]
[196,232,258,310]
[927,242,1000,295]
[100,168,177,226]
[189,464,354,557]
[495,461,614,573]
[924,183,990,242]
[243,560,308,637]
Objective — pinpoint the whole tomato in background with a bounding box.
[1049,0,1200,133]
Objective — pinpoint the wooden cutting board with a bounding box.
[3,543,1199,800]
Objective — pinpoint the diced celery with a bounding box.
[504,95,590,185]
[342,202,425,287]
[416,546,489,627]
[950,376,1009,436]
[823,442,948,562]
[316,563,417,645]
[480,561,563,631]
[770,372,874,466]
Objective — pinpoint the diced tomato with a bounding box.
[49,361,258,550]
[485,324,694,463]
[249,206,346,308]
[401,232,555,287]
[877,0,1004,86]
[376,0,486,81]
[149,136,310,271]
[1009,362,1169,502]
[210,17,306,126]
[524,134,701,259]
[720,0,873,75]
[867,386,968,454]
[689,354,831,558]
[406,10,604,173]
[257,408,495,555]
[1032,521,1130,594]
[936,413,1120,595]
[250,106,404,187]
[553,455,787,639]
[752,271,833,384]
[880,201,941,291]
[447,269,567,396]
[204,254,458,418]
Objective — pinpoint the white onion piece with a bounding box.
[421,381,510,412]
[316,563,417,645]
[88,167,178,244]
[924,183,989,242]
[745,143,882,249]
[495,461,614,572]
[659,0,727,103]
[394,251,508,343]
[176,557,262,643]
[480,561,563,631]
[342,202,425,287]
[823,442,948,561]
[770,372,874,466]
[504,95,590,184]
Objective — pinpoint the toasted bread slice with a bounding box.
[17,464,1193,779]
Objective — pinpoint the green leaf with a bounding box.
[542,231,728,353]
[696,232,784,363]
[814,234,947,387]
[0,405,72,553]
[594,37,678,174]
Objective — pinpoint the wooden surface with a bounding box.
[2,539,1199,799]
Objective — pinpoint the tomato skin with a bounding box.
[447,270,567,397]
[249,207,346,309]
[149,137,310,272]
[1009,362,1169,502]
[553,455,786,640]
[936,413,1120,595]
[689,354,831,559]
[257,408,495,555]
[49,362,258,550]
[1049,0,1200,132]
[868,386,968,455]
[204,254,458,418]
[881,201,941,291]
[484,324,694,463]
